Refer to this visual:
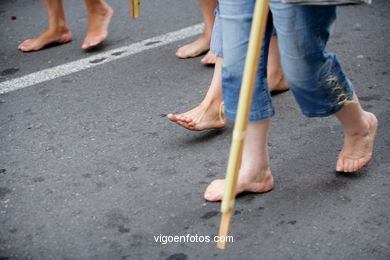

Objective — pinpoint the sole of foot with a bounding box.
[81,4,114,50]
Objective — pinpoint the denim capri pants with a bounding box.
[220,0,355,122]
[210,1,277,58]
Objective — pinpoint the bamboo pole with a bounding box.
[217,0,270,250]
[130,0,140,19]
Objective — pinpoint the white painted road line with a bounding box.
[0,23,203,95]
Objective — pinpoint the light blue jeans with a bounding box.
[210,1,223,57]
[220,0,355,121]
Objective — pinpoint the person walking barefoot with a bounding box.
[18,0,113,52]
[204,2,377,202]
[204,98,377,201]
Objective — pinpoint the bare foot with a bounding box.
[176,36,210,59]
[82,2,114,50]
[18,28,72,52]
[201,50,217,65]
[336,112,378,172]
[204,169,274,202]
[167,100,226,131]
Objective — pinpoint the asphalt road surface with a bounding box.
[0,0,389,259]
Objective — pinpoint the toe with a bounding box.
[351,160,359,172]
[166,114,178,122]
[201,51,216,65]
[175,120,192,129]
[175,47,186,58]
[178,116,190,124]
[201,58,214,65]
[89,42,98,47]
[81,43,89,50]
[204,180,224,202]
[201,56,211,64]
[89,37,105,47]
[342,159,349,172]
[182,117,192,123]
[204,189,219,202]
[357,158,368,170]
[19,45,30,52]
[345,159,354,173]
[204,193,217,202]
[82,39,100,50]
[18,40,31,51]
[336,157,343,172]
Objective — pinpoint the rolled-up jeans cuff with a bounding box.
[225,107,275,122]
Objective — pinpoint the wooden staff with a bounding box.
[217,0,270,250]
[130,0,140,19]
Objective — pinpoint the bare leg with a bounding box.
[267,35,289,92]
[176,0,216,59]
[18,0,72,52]
[204,120,274,201]
[167,56,225,131]
[82,0,114,50]
[335,95,377,172]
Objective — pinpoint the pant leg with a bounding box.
[220,0,275,122]
[210,1,223,57]
[270,2,355,117]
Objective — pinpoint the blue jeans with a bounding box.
[220,0,355,122]
[210,1,223,57]
[210,1,277,58]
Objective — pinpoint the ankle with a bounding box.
[198,34,211,45]
[47,24,70,34]
[200,97,222,109]
[344,113,371,137]
[268,71,283,87]
[240,165,271,181]
[87,2,111,16]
